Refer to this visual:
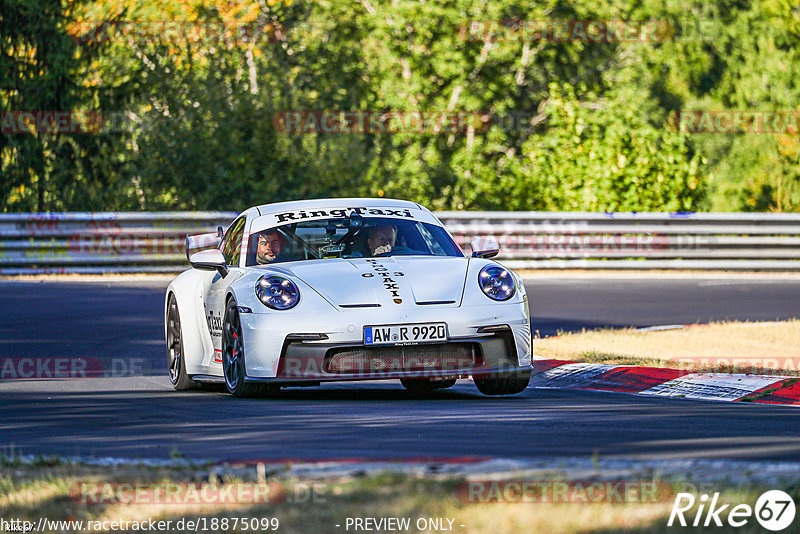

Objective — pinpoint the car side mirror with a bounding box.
[470,237,500,259]
[185,231,223,260]
[190,249,229,277]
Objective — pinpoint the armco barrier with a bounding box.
[1,211,799,274]
[437,211,800,270]
[0,212,236,275]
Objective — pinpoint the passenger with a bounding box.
[366,225,397,256]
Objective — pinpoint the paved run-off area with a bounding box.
[1,274,800,463]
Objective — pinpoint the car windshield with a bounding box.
[246,216,463,266]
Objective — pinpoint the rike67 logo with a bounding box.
[668,490,796,531]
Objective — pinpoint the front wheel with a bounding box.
[166,295,195,391]
[222,299,260,398]
[473,369,531,396]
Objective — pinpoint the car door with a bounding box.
[204,215,247,362]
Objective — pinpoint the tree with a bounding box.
[0,0,129,211]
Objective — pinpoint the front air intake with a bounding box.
[324,343,480,374]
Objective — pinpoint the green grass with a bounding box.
[571,351,668,367]
[1,461,798,533]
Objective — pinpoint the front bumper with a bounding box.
[238,302,532,380]
[244,329,524,383]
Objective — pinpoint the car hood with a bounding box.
[284,256,469,308]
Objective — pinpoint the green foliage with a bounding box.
[512,84,704,211]
[0,0,135,211]
[1,0,799,212]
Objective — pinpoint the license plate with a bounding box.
[364,323,448,345]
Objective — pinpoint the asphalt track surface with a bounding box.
[2,275,800,462]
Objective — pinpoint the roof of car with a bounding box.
[253,198,422,216]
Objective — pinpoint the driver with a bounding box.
[366,225,397,256]
[256,231,283,264]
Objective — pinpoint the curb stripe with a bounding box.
[531,359,574,375]
[530,363,619,389]
[639,373,781,402]
[587,366,691,393]
[748,379,800,405]
[530,359,799,406]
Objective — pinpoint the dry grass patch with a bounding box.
[1,463,795,534]
[534,320,800,375]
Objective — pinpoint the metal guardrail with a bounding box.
[438,211,800,270]
[0,212,236,275]
[1,211,800,274]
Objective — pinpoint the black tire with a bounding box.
[473,368,531,396]
[400,378,457,393]
[166,294,195,391]
[222,299,261,398]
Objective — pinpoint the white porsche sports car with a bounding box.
[165,198,532,397]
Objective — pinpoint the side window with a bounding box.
[220,217,246,266]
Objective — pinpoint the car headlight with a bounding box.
[255,275,300,310]
[478,265,515,301]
